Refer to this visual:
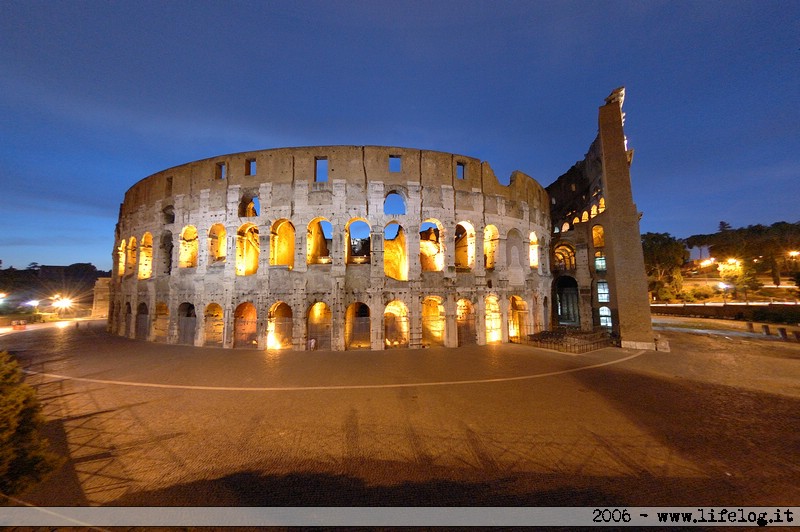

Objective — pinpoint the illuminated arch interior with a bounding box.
[383,300,409,348]
[419,219,444,272]
[236,224,259,276]
[384,222,408,280]
[270,219,295,269]
[306,217,332,264]
[208,224,227,263]
[138,232,153,279]
[179,226,198,268]
[483,225,499,270]
[454,221,476,270]
[485,295,502,343]
[267,301,293,350]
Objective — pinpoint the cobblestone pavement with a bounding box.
[2,319,799,507]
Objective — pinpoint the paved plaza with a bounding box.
[2,318,799,507]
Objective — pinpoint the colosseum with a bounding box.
[109,88,656,351]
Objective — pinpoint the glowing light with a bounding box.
[56,321,70,329]
[26,300,40,307]
[789,251,799,258]
[726,258,740,265]
[699,258,716,268]
[53,298,73,309]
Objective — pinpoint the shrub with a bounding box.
[0,351,60,496]
[691,286,715,300]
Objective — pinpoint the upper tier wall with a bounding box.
[120,146,549,216]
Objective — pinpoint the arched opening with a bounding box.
[270,219,295,269]
[153,302,169,342]
[124,303,132,337]
[384,191,406,215]
[135,302,149,340]
[598,197,606,213]
[421,296,445,347]
[419,219,444,272]
[581,211,589,222]
[508,296,528,343]
[236,223,259,276]
[454,221,476,270]
[126,236,138,275]
[590,204,598,218]
[233,302,258,348]
[383,300,409,348]
[307,302,332,350]
[456,298,476,346]
[483,225,499,270]
[529,232,539,269]
[267,302,293,350]
[506,229,523,269]
[178,226,198,268]
[239,193,260,217]
[162,205,175,224]
[159,232,173,276]
[384,222,408,280]
[561,222,570,233]
[555,276,580,326]
[345,219,371,265]
[204,303,224,347]
[572,216,580,225]
[208,224,227,264]
[553,243,576,272]
[599,306,612,328]
[138,232,153,279]
[306,218,332,265]
[116,239,126,277]
[485,296,502,344]
[345,302,370,350]
[177,302,196,345]
[592,225,605,248]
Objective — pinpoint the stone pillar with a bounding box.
[598,88,655,349]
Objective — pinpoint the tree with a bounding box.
[718,259,763,301]
[641,233,688,300]
[718,221,732,232]
[0,351,60,495]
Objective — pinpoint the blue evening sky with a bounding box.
[1,0,797,271]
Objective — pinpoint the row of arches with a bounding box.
[116,295,534,350]
[117,219,543,279]
[556,197,606,233]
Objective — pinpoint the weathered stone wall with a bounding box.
[110,146,552,350]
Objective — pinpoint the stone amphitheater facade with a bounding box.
[110,145,553,350]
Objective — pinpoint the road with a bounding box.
[2,319,799,507]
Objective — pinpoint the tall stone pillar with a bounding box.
[598,88,655,350]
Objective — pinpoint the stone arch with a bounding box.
[135,302,149,340]
[529,231,539,268]
[456,298,476,346]
[383,300,409,349]
[483,225,499,270]
[267,301,293,350]
[454,221,476,270]
[238,192,260,217]
[506,228,523,267]
[553,243,576,272]
[159,231,173,276]
[124,302,132,337]
[419,219,444,272]
[306,217,332,265]
[138,232,153,279]
[153,302,169,342]
[233,302,258,348]
[508,295,528,343]
[383,191,406,215]
[178,226,198,268]
[116,239,126,277]
[162,205,175,224]
[345,218,371,265]
[270,219,295,269]
[236,223,259,276]
[307,301,332,350]
[421,296,445,347]
[208,224,227,264]
[204,303,224,347]
[177,302,196,345]
[126,236,138,275]
[345,301,370,350]
[554,276,580,326]
[384,222,408,281]
[592,224,605,249]
[485,295,502,344]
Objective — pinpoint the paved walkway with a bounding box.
[2,319,799,507]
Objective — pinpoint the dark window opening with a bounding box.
[456,162,465,180]
[315,157,328,182]
[216,162,227,180]
[245,159,256,176]
[165,176,173,196]
[389,155,402,172]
